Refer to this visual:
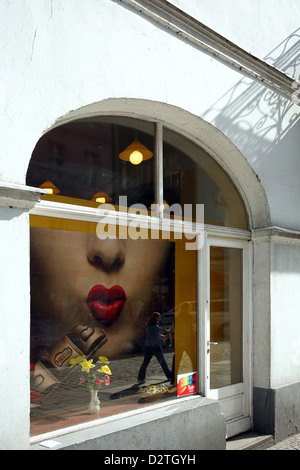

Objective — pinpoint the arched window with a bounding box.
[27,116,248,437]
[27,116,248,228]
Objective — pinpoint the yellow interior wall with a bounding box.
[174,239,197,378]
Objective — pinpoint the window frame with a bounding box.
[28,119,251,443]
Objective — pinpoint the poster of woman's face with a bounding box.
[30,226,174,361]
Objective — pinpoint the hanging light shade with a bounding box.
[39,180,61,195]
[119,140,153,165]
[162,200,170,210]
[91,191,112,204]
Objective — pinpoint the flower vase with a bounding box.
[88,389,100,414]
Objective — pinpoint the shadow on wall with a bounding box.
[202,29,300,171]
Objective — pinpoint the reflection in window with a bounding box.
[49,141,65,167]
[85,151,101,187]
[210,246,243,389]
[163,128,248,229]
[27,118,155,208]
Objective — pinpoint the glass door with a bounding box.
[205,237,251,437]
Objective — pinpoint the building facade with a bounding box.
[0,0,300,450]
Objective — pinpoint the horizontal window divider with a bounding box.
[206,224,250,240]
[30,200,207,235]
[30,201,251,240]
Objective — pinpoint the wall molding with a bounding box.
[0,182,46,210]
[117,0,299,101]
[252,226,300,244]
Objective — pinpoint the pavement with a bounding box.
[226,432,300,450]
[266,433,300,451]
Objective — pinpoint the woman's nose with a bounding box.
[87,236,125,272]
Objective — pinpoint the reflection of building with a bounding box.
[1,1,300,451]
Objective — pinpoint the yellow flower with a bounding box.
[81,359,95,373]
[70,355,84,367]
[97,356,109,364]
[100,365,111,375]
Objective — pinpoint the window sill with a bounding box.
[30,395,225,450]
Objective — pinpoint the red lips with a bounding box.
[86,285,127,325]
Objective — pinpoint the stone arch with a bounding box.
[37,98,271,230]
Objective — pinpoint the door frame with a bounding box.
[197,227,253,438]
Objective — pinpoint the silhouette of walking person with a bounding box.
[138,312,172,384]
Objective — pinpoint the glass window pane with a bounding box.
[29,217,197,435]
[27,117,155,211]
[163,127,248,229]
[210,246,243,389]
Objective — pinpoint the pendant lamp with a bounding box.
[39,180,61,195]
[119,140,153,165]
[91,191,112,204]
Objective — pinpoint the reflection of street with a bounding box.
[30,349,175,436]
[106,349,174,399]
[210,341,231,389]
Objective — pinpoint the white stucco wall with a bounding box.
[169,0,300,77]
[0,209,30,450]
[1,0,299,230]
[271,241,300,388]
[253,236,300,389]
[0,0,300,448]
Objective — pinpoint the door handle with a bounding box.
[207,341,218,353]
